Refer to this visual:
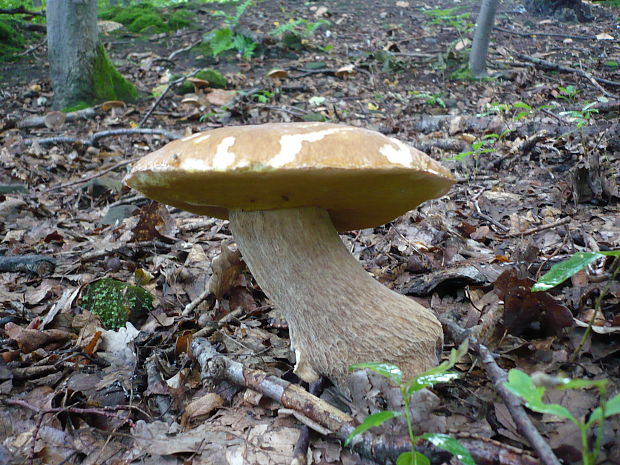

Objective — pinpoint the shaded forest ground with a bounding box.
[0,0,619,464]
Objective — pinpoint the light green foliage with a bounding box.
[129,13,167,33]
[269,18,330,50]
[254,90,273,103]
[560,101,600,129]
[346,342,475,465]
[81,278,154,330]
[175,68,228,94]
[0,19,25,61]
[506,369,620,465]
[202,0,257,59]
[533,250,620,292]
[556,84,580,102]
[92,44,138,103]
[99,3,192,33]
[422,7,473,36]
[408,90,446,108]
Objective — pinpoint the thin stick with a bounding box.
[504,216,571,238]
[443,321,562,465]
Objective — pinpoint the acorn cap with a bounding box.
[124,122,454,231]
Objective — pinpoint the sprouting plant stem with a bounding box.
[570,257,620,362]
[592,384,607,465]
[402,386,416,448]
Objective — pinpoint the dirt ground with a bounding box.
[0,0,619,464]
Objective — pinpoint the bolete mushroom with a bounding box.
[124,122,454,389]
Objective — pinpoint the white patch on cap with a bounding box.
[191,134,211,144]
[269,128,346,168]
[379,138,414,167]
[182,133,206,142]
[180,158,210,171]
[212,136,237,170]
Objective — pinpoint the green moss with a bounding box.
[0,20,24,46]
[128,13,167,33]
[92,44,138,103]
[62,102,91,112]
[168,9,192,30]
[82,278,153,330]
[176,68,228,94]
[0,20,25,61]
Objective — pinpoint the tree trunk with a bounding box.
[468,0,499,78]
[47,0,137,110]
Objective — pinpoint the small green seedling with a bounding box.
[346,341,475,465]
[506,369,620,465]
[202,0,257,59]
[559,101,599,129]
[556,85,580,102]
[270,18,330,40]
[532,250,620,292]
[408,90,447,108]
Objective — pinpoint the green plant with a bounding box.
[559,101,599,129]
[556,85,580,102]
[532,251,620,362]
[254,89,273,103]
[346,342,475,465]
[422,7,473,37]
[408,90,446,108]
[81,278,154,330]
[505,369,620,465]
[532,250,620,292]
[448,132,508,162]
[270,18,330,39]
[212,0,253,28]
[202,0,257,59]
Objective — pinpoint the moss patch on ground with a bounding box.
[0,20,25,62]
[81,278,153,330]
[99,3,194,33]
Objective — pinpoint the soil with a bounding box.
[0,0,619,464]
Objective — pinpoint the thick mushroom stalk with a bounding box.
[229,206,443,389]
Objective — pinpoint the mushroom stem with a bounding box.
[229,206,443,389]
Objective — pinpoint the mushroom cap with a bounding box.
[124,122,454,231]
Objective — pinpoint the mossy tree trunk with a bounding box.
[47,0,137,110]
[468,0,499,78]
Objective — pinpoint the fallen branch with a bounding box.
[442,321,562,465]
[513,52,620,95]
[17,108,95,129]
[504,216,571,238]
[192,337,542,465]
[45,158,138,192]
[0,254,56,276]
[0,6,44,15]
[26,128,181,147]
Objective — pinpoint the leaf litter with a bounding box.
[1,0,619,463]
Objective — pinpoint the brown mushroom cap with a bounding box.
[124,122,454,231]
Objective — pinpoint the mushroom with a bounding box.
[124,122,454,389]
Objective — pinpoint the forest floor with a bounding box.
[0,0,619,464]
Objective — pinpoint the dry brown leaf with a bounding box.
[205,89,237,106]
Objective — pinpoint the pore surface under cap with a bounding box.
[125,122,454,231]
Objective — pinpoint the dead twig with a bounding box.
[45,157,138,193]
[0,254,55,276]
[442,321,562,465]
[138,71,199,128]
[495,27,598,41]
[192,337,542,465]
[512,52,620,96]
[4,398,138,465]
[27,127,181,147]
[471,190,510,233]
[504,216,571,238]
